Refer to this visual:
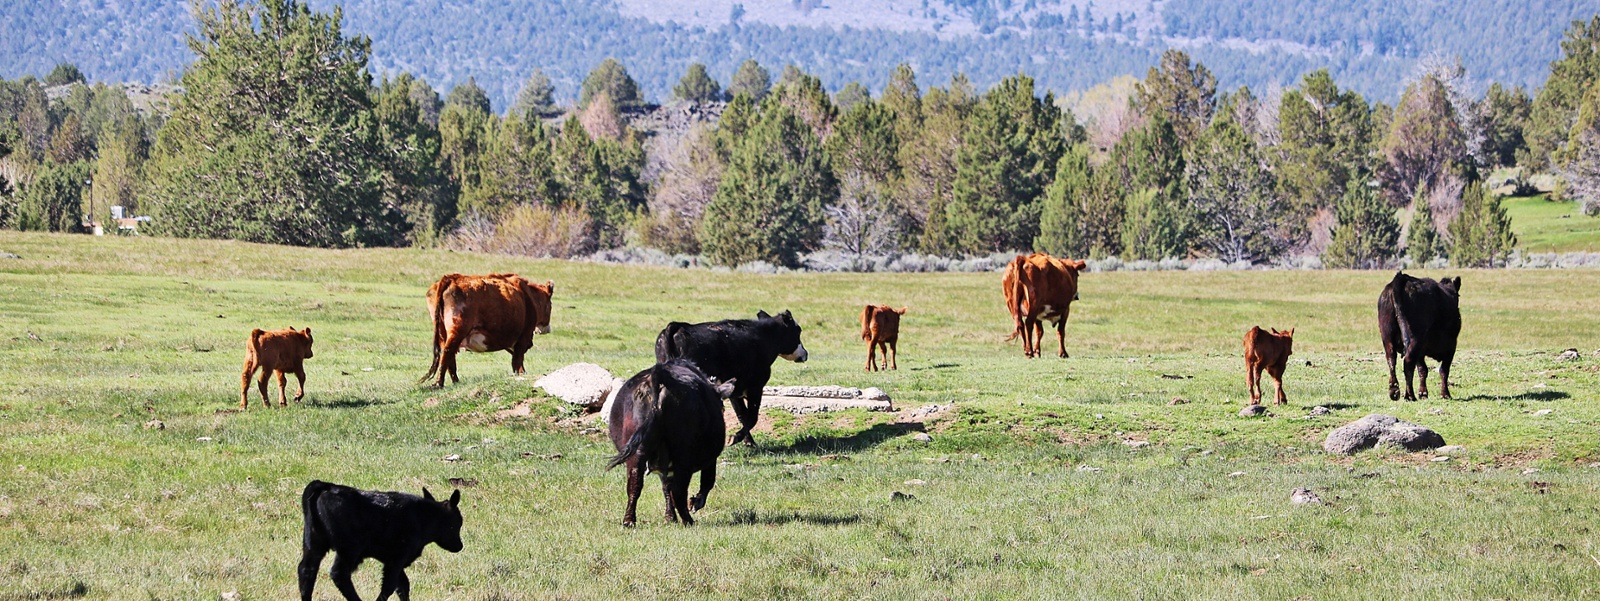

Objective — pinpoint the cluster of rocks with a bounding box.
[529,363,894,422]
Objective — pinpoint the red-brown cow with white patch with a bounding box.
[421,273,554,387]
[240,326,314,409]
[1003,253,1086,358]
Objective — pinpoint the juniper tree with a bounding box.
[1322,179,1400,269]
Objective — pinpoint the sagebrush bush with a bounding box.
[445,205,595,258]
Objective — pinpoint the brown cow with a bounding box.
[421,273,554,387]
[1003,253,1086,358]
[240,327,314,409]
[860,305,908,371]
[1243,326,1294,406]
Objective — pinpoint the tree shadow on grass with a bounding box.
[0,582,89,600]
[1458,390,1570,402]
[910,363,960,371]
[311,396,392,409]
[717,508,863,527]
[760,422,926,456]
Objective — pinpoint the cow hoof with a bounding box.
[622,520,636,528]
[1388,389,1400,401]
[690,496,706,512]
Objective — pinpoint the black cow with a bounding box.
[607,359,736,526]
[299,480,464,601]
[654,309,807,446]
[1378,272,1463,401]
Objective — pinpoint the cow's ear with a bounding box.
[778,310,794,323]
[1287,328,1295,337]
[449,489,461,508]
[714,378,737,399]
[423,487,436,502]
[303,327,312,337]
[896,307,908,315]
[1451,277,1462,291]
[756,310,771,319]
[545,280,555,295]
[1073,260,1087,271]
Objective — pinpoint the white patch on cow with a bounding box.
[536,325,552,335]
[464,332,490,352]
[780,342,808,362]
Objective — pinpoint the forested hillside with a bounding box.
[3,0,1595,109]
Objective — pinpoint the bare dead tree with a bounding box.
[823,172,900,267]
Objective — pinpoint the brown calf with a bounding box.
[1243,326,1294,406]
[860,305,907,371]
[241,327,314,409]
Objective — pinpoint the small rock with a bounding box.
[447,477,478,488]
[1228,471,1247,478]
[1521,468,1541,475]
[1238,404,1268,417]
[1436,445,1466,453]
[196,436,213,442]
[442,454,462,462]
[1168,397,1189,406]
[535,363,620,409]
[1094,414,1104,420]
[1290,488,1323,505]
[911,432,933,443]
[1199,450,1214,456]
[220,591,241,601]
[1532,409,1553,416]
[890,491,915,502]
[970,454,983,461]
[361,367,374,372]
[1430,456,1451,462]
[1123,440,1150,449]
[143,419,165,430]
[904,479,927,486]
[1557,348,1580,361]
[1075,465,1102,473]
[1309,406,1330,416]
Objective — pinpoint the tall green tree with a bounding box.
[769,67,836,138]
[462,115,557,218]
[445,77,492,114]
[1322,178,1400,269]
[699,103,835,267]
[1477,83,1531,169]
[1405,192,1444,265]
[1448,182,1517,267]
[1525,16,1600,171]
[551,116,645,246]
[902,75,975,253]
[579,58,642,110]
[727,59,771,101]
[1378,74,1466,206]
[1130,49,1217,144]
[143,0,403,247]
[1035,144,1122,258]
[16,161,89,233]
[89,118,147,220]
[672,63,722,104]
[1109,114,1188,260]
[825,98,899,184]
[512,69,562,120]
[45,63,85,87]
[1187,116,1295,263]
[833,82,870,113]
[438,101,492,204]
[937,74,1065,253]
[1275,70,1375,217]
[374,73,453,244]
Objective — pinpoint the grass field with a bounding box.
[2,231,1599,600]
[1503,195,1600,253]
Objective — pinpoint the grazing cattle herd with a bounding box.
[247,256,1469,597]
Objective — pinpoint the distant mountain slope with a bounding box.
[2,0,1592,110]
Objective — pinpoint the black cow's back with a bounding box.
[1378,272,1461,361]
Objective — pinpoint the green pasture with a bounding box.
[1504,195,1600,253]
[1,231,1598,600]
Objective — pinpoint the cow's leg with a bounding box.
[257,370,272,409]
[671,474,696,525]
[1021,318,1036,358]
[395,570,411,601]
[510,333,533,375]
[240,361,257,410]
[888,340,898,370]
[376,562,401,601]
[691,464,716,512]
[1384,335,1401,401]
[1055,313,1069,358]
[622,456,644,527]
[660,474,679,523]
[1416,356,1430,399]
[730,390,762,447]
[865,340,877,372]
[293,367,307,403]
[1270,360,1287,406]
[1245,357,1258,404]
[276,371,289,407]
[1401,350,1418,402]
[1439,357,1453,399]
[438,331,465,387]
[329,554,364,601]
[298,541,327,601]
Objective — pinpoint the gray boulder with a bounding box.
[1322,414,1445,455]
[1238,404,1268,417]
[535,363,622,409]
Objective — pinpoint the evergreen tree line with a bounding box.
[3,3,1597,270]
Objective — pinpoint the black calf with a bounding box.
[608,360,736,526]
[299,480,463,601]
[654,309,807,446]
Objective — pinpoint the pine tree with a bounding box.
[1035,144,1098,257]
[1448,181,1517,267]
[699,103,835,267]
[672,63,723,104]
[1276,70,1375,218]
[937,74,1064,253]
[512,69,562,120]
[1525,16,1600,171]
[825,98,899,184]
[44,63,85,87]
[1378,74,1466,206]
[1130,49,1216,144]
[727,59,772,101]
[903,75,975,253]
[580,58,643,110]
[445,77,492,114]
[17,161,89,233]
[143,0,400,247]
[1187,116,1294,263]
[1322,179,1400,269]
[1405,192,1443,265]
[1110,114,1188,260]
[461,115,556,220]
[374,73,453,244]
[833,82,870,113]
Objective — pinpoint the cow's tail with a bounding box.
[860,305,875,341]
[655,322,686,361]
[1389,271,1416,348]
[301,480,332,544]
[247,328,265,355]
[1003,256,1028,341]
[419,282,450,384]
[607,369,664,470]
